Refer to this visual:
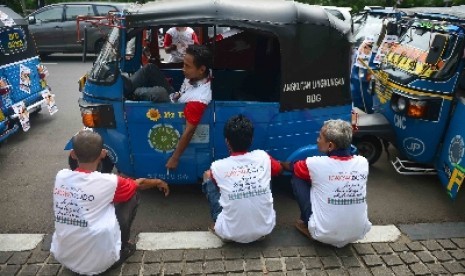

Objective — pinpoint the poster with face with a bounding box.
[12,101,30,131]
[19,64,31,94]
[355,36,375,68]
[0,11,15,27]
[42,91,58,115]
[374,35,398,64]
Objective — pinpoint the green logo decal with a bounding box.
[148,124,180,153]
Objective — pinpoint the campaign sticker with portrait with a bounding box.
[42,91,58,115]
[19,64,31,94]
[12,101,30,131]
[355,36,375,68]
[374,35,398,64]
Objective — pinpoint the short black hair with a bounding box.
[186,44,213,73]
[224,114,254,152]
[72,130,103,163]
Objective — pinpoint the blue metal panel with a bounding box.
[213,101,351,161]
[0,56,45,113]
[436,98,465,199]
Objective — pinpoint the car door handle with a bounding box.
[54,26,63,29]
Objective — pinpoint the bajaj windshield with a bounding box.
[88,27,120,83]
[382,27,460,80]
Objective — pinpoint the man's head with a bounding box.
[317,119,352,154]
[71,130,106,163]
[183,45,212,81]
[224,114,254,152]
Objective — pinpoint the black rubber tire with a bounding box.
[68,154,114,173]
[353,135,383,165]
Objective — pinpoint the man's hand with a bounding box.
[166,156,179,170]
[203,170,211,183]
[156,180,170,197]
[136,178,170,196]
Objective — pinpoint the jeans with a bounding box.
[115,192,140,248]
[201,179,222,222]
[291,176,313,225]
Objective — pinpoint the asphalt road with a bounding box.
[0,55,464,234]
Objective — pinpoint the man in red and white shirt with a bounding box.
[167,44,213,170]
[51,130,169,275]
[285,119,372,248]
[164,27,200,63]
[202,115,283,243]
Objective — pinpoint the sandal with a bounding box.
[295,219,313,240]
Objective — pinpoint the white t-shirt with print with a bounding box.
[178,78,212,105]
[51,169,121,275]
[211,150,276,243]
[166,27,196,62]
[306,155,372,248]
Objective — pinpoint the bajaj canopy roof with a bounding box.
[0,5,28,27]
[125,0,353,110]
[125,0,334,27]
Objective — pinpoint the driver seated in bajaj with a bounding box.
[167,44,213,171]
[123,44,212,170]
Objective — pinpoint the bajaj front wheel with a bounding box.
[353,135,382,165]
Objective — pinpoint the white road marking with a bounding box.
[355,225,402,243]
[137,231,223,250]
[0,225,402,251]
[0,234,44,251]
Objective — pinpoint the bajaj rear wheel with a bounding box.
[68,154,114,173]
[353,135,382,165]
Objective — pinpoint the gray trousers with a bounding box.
[127,64,174,102]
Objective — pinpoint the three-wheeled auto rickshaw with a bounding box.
[0,5,57,143]
[66,0,353,184]
[354,11,465,199]
[350,7,406,114]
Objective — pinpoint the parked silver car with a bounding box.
[27,2,130,55]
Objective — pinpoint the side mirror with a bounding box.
[28,16,36,25]
[425,34,447,65]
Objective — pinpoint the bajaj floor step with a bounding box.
[391,157,437,175]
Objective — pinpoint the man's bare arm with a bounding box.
[165,121,197,170]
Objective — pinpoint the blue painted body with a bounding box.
[76,69,351,184]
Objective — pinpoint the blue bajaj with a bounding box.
[0,5,56,143]
[66,0,353,184]
[355,12,465,199]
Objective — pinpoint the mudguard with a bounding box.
[354,112,396,144]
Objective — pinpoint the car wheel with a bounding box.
[68,154,114,173]
[353,135,382,165]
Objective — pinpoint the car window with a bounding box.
[325,9,345,21]
[95,5,119,16]
[34,6,63,22]
[65,5,93,21]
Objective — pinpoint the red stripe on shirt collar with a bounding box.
[329,156,353,161]
[230,151,248,156]
[75,168,92,173]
